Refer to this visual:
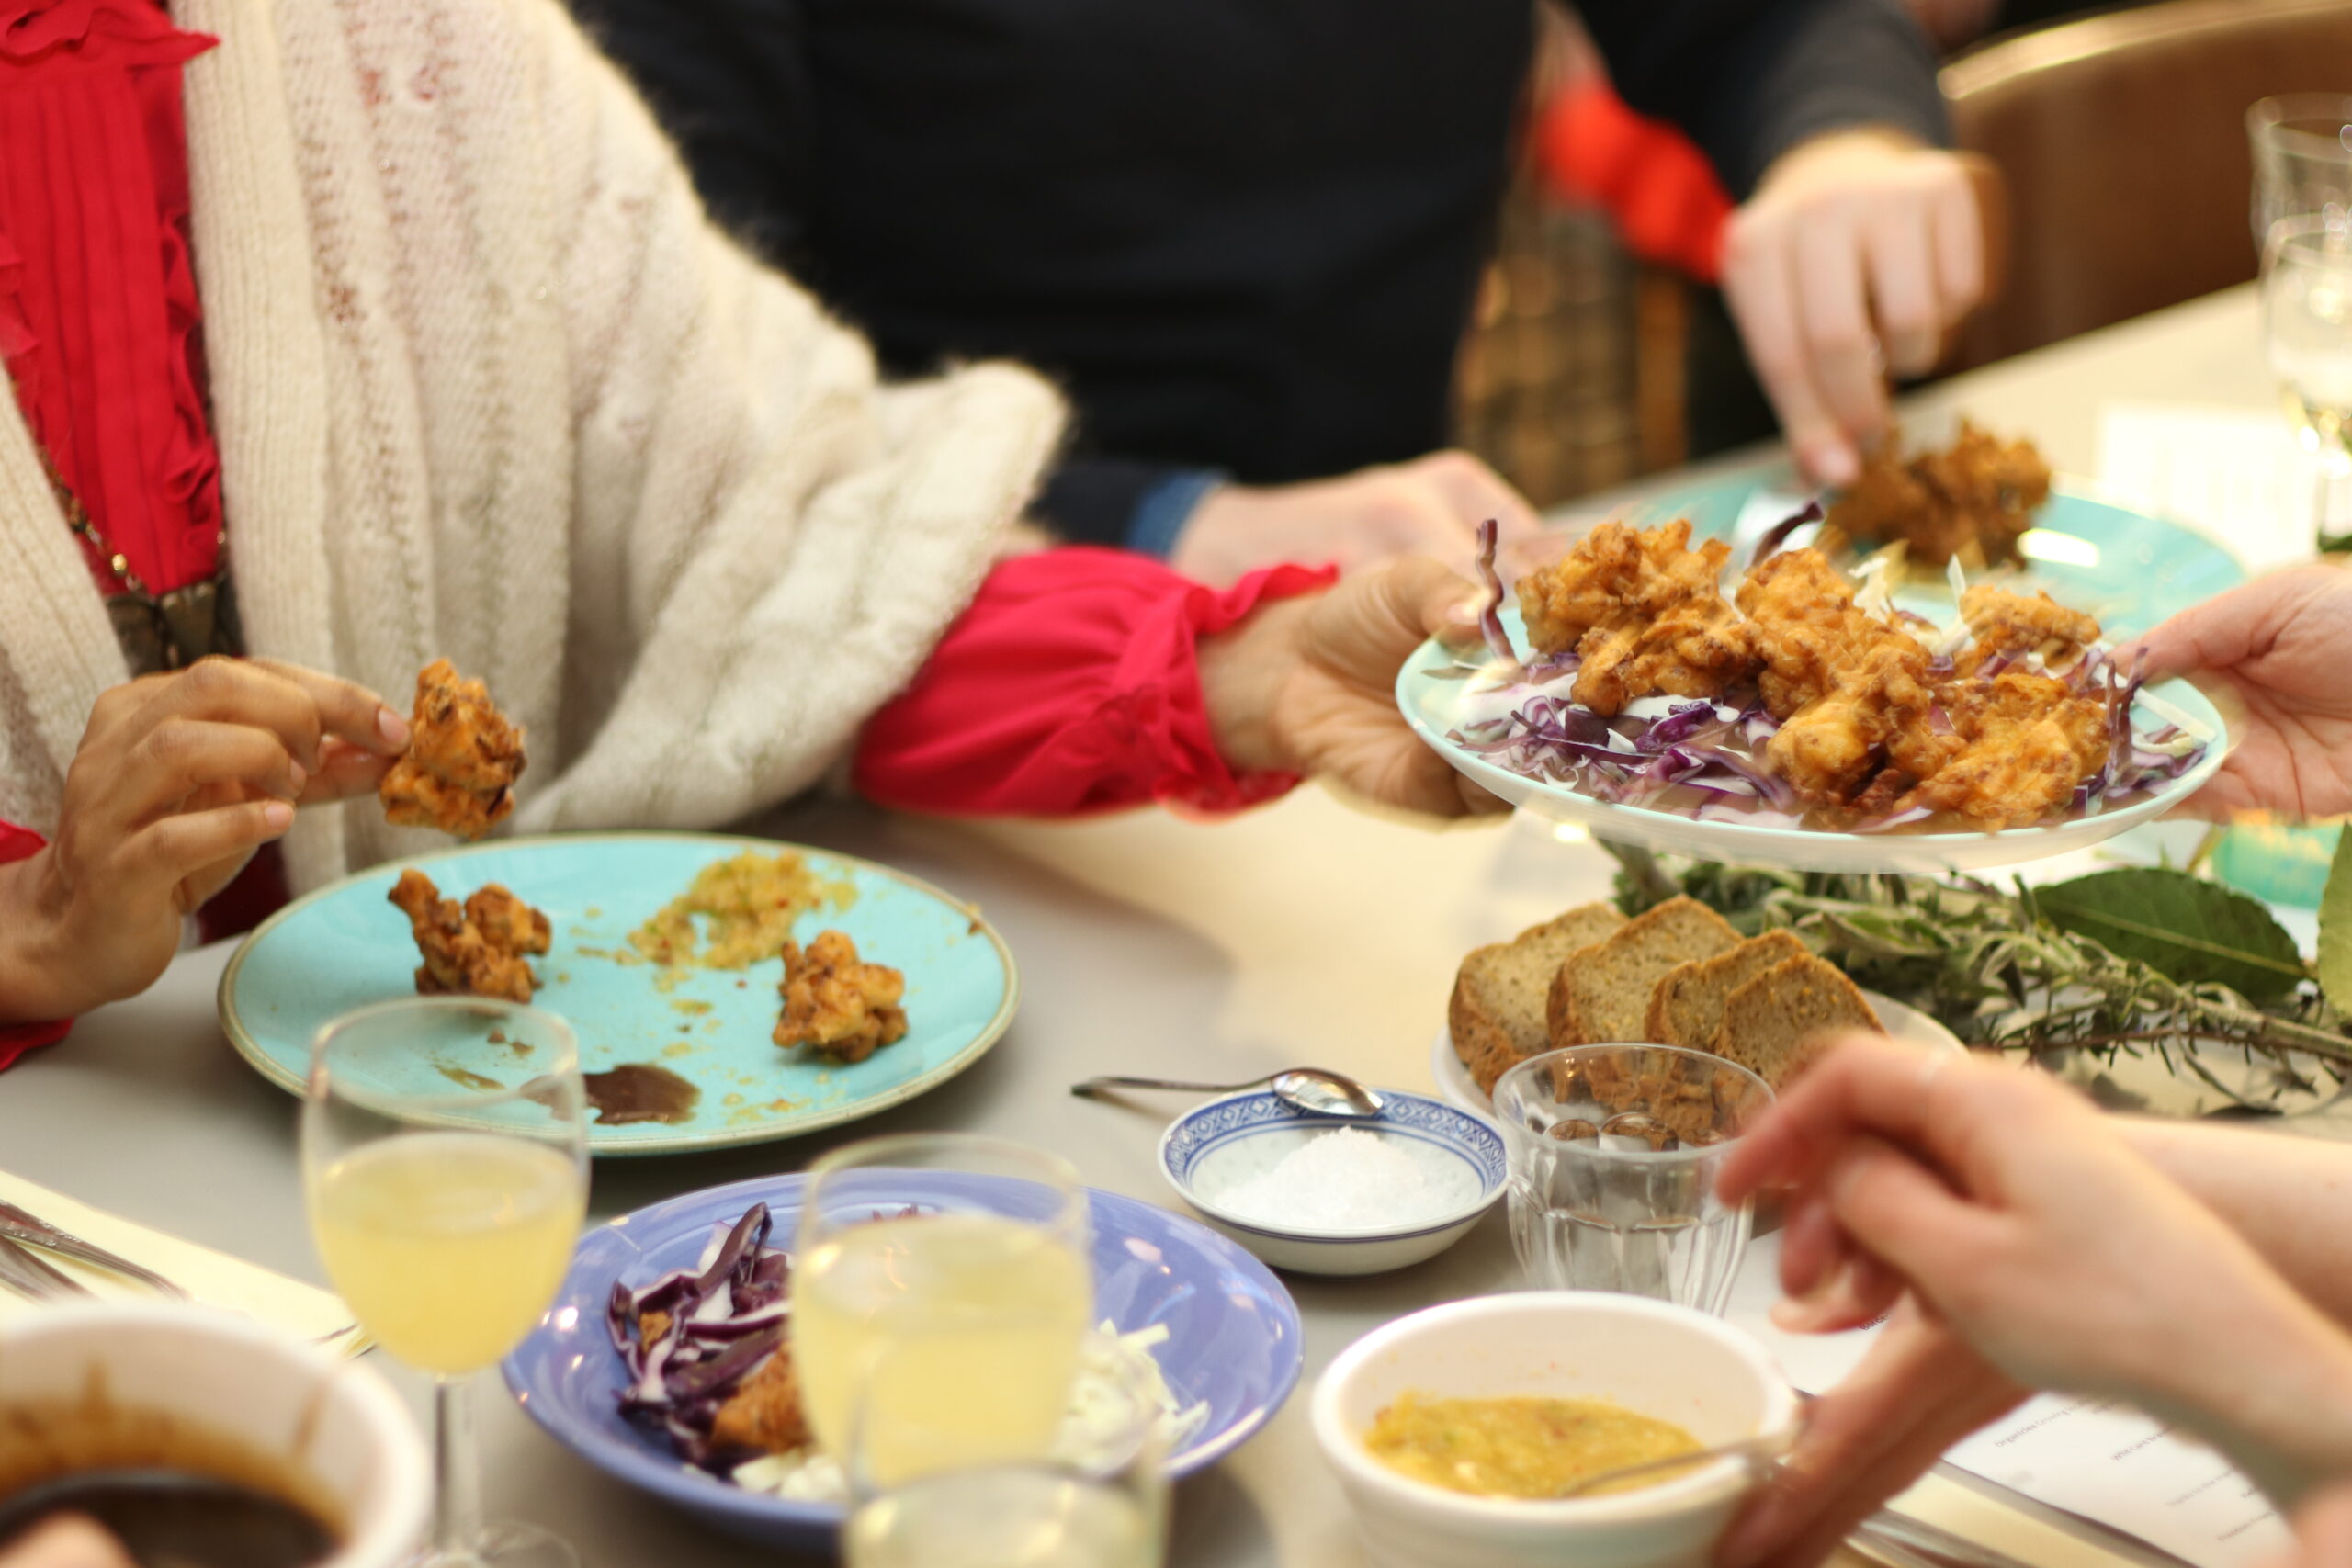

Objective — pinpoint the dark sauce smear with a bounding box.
[0,1470,335,1568]
[584,1063,700,1126]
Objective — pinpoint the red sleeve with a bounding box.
[0,824,69,1073]
[854,548,1339,817]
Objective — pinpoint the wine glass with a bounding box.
[2248,95,2352,252]
[792,1134,1091,1489]
[842,1345,1170,1568]
[2262,219,2352,551]
[302,998,589,1568]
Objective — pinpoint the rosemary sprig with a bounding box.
[1603,843,2352,1078]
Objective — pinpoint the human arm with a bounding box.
[1718,1038,2352,1508]
[2128,564,2352,819]
[0,1517,137,1568]
[0,660,403,1028]
[854,549,1504,818]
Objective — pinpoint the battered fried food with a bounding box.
[389,868,543,1002]
[379,660,526,840]
[1825,420,2052,568]
[1902,671,2112,828]
[774,930,908,1064]
[1957,584,2100,667]
[1515,520,1758,716]
[708,1345,811,1456]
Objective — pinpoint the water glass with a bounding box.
[1492,1045,1772,1315]
[2250,95,2352,250]
[2263,220,2352,547]
[302,997,589,1568]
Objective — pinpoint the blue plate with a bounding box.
[501,1173,1305,1552]
[218,833,1015,1156]
[1629,472,2245,637]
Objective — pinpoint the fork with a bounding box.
[0,1201,188,1300]
[0,1234,89,1303]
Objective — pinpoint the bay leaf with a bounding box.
[2035,868,2307,1003]
[2318,828,2352,1012]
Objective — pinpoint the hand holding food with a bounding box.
[0,658,406,1023]
[1200,554,1509,818]
[1720,132,1988,486]
[378,660,526,840]
[1824,422,2052,569]
[1171,451,1543,587]
[1717,1036,2352,1504]
[2131,564,2352,819]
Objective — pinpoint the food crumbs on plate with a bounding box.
[722,1093,745,1107]
[437,1066,504,1091]
[734,979,747,989]
[487,1029,507,1044]
[763,1098,799,1114]
[555,971,571,984]
[575,946,611,960]
[672,998,714,1016]
[662,1042,695,1058]
[622,851,854,974]
[1364,1393,1702,1499]
[585,905,603,918]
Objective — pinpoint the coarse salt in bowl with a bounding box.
[1158,1090,1505,1276]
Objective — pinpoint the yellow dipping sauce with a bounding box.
[1363,1393,1702,1500]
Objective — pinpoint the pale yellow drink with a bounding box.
[845,1471,1157,1568]
[311,1131,583,1373]
[794,1212,1091,1483]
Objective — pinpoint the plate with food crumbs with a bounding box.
[219,833,1016,1156]
[1398,509,2233,874]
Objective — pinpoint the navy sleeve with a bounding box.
[1033,458,1225,555]
[1577,0,1950,198]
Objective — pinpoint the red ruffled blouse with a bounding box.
[0,0,1322,1069]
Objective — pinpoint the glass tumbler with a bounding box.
[1493,1045,1772,1315]
[2250,95,2352,251]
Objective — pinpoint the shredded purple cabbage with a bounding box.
[1471,519,1516,667]
[611,1203,793,1470]
[1749,500,1825,568]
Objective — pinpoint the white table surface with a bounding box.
[0,285,2294,1568]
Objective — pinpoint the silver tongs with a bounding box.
[0,1200,187,1299]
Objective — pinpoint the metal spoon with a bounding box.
[1071,1068,1386,1118]
[1550,1425,1798,1499]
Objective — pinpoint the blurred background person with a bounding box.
[570,0,1990,583]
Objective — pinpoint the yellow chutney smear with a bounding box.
[1364,1393,1702,1500]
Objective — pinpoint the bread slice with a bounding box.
[1547,896,1739,1048]
[1644,931,1812,1049]
[1710,953,1881,1089]
[1451,905,1627,1093]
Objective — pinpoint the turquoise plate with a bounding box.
[218,833,1016,1156]
[1625,472,2246,637]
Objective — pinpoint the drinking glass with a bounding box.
[2249,95,2352,251]
[2263,220,2352,550]
[1492,1045,1772,1315]
[302,998,589,1568]
[842,1346,1169,1568]
[793,1134,1092,1489]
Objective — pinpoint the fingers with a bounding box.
[1820,1136,2003,1298]
[247,658,409,753]
[98,719,307,836]
[1716,1033,1948,1202]
[2129,566,2341,683]
[1723,214,1857,489]
[1410,451,1544,543]
[134,797,295,893]
[1794,214,1888,458]
[1863,203,1942,379]
[2291,1483,2352,1568]
[301,739,400,803]
[1933,165,1988,323]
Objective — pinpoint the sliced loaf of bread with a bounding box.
[1711,953,1880,1089]
[1546,897,1739,1048]
[1451,904,1626,1093]
[1644,931,1811,1049]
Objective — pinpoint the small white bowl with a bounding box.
[1157,1089,1504,1276]
[1310,1292,1797,1568]
[0,1303,430,1568]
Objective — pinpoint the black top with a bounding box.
[572,0,1946,543]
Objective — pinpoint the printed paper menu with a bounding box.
[1726,1235,2290,1568]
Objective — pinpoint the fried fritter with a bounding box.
[709,1344,811,1457]
[379,659,526,840]
[1958,584,2101,668]
[774,930,908,1065]
[1515,519,1758,716]
[389,867,542,1002]
[1898,671,2111,828]
[1736,550,1940,802]
[1826,421,2052,568]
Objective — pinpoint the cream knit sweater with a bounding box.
[0,0,1066,891]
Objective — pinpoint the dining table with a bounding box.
[0,281,2323,1568]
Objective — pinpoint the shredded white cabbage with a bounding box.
[729,1323,1209,1504]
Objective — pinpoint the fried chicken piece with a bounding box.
[774,931,908,1064]
[1957,584,2101,669]
[709,1344,812,1457]
[1514,520,1758,716]
[1826,421,2052,568]
[464,884,551,957]
[1736,550,1941,802]
[389,868,541,1003]
[379,660,526,840]
[1896,671,2110,828]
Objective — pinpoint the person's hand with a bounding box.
[0,657,410,1023]
[1197,555,1509,817]
[1170,451,1543,588]
[1717,1303,2028,1568]
[2129,565,2352,819]
[1719,1035,2352,1505]
[1721,131,1990,486]
[0,1517,137,1568]
[2274,1483,2352,1568]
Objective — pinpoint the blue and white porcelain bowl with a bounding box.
[1158,1089,1507,1276]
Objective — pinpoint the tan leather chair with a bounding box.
[1946,0,2352,368]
